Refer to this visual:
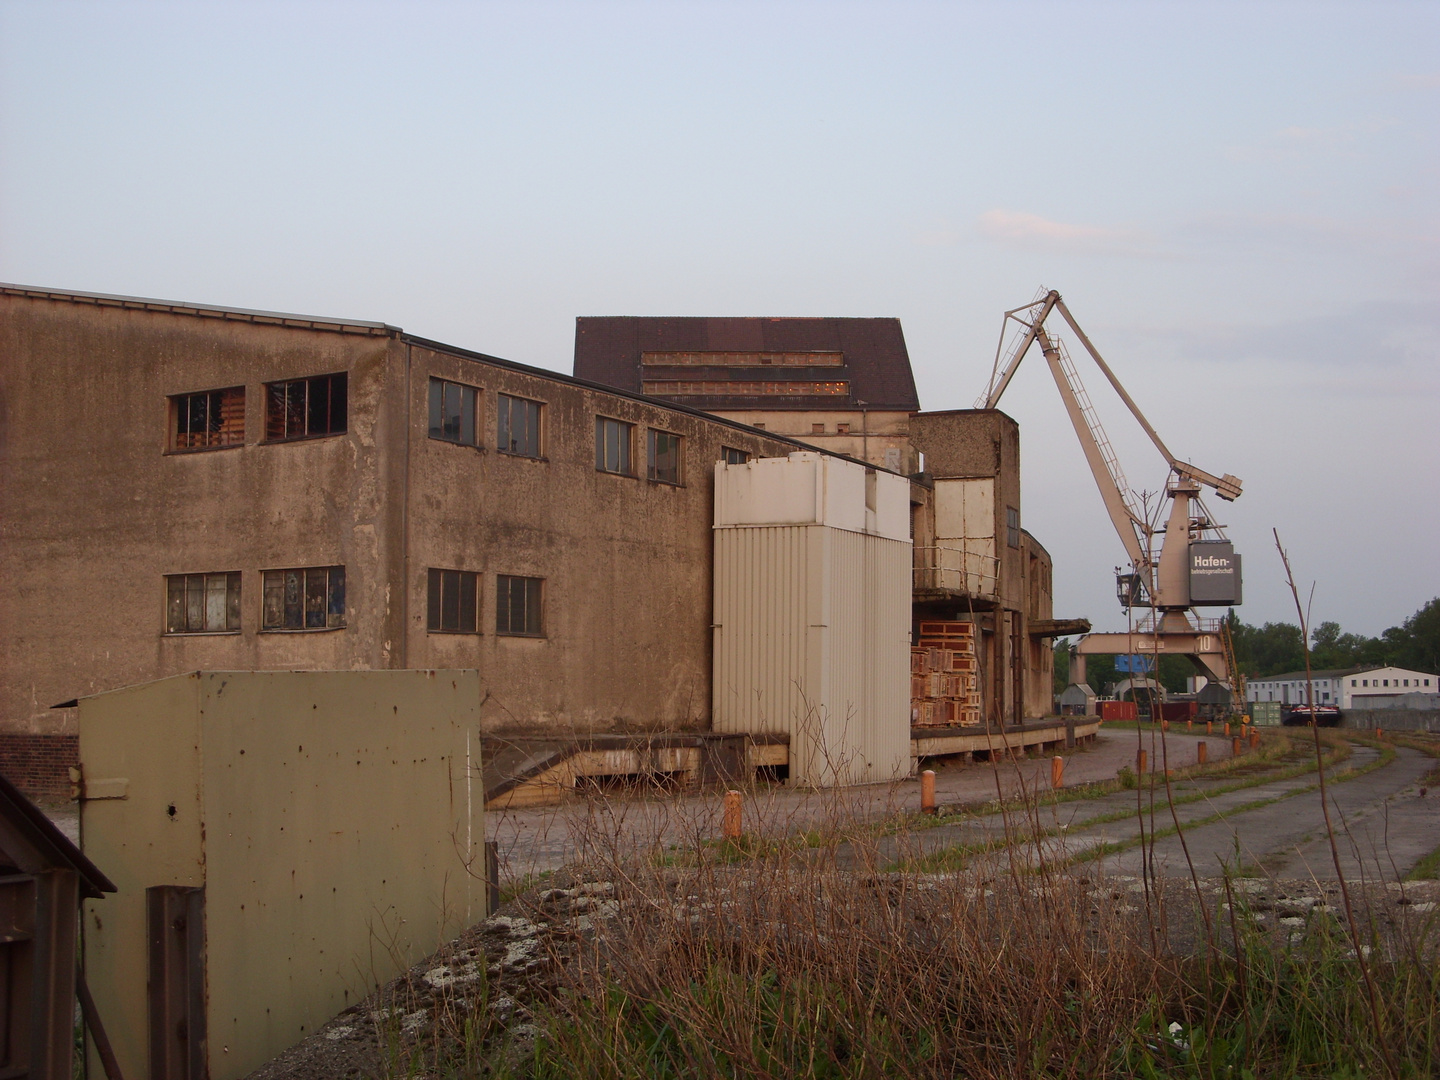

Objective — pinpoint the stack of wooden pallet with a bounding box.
[911,620,981,727]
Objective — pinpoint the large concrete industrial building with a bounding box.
[0,284,1076,795]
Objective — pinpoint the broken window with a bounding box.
[428,378,478,446]
[496,575,543,636]
[1006,506,1021,549]
[498,394,543,457]
[261,566,345,630]
[172,387,245,450]
[265,372,347,441]
[165,572,241,633]
[427,568,479,633]
[595,417,633,475]
[721,446,749,465]
[648,429,682,484]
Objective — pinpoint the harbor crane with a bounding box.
[980,289,1245,698]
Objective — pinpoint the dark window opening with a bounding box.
[427,568,480,633]
[262,566,345,630]
[595,417,633,475]
[721,446,749,465]
[498,394,543,457]
[648,429,682,485]
[173,387,245,450]
[496,575,543,636]
[265,372,347,441]
[1006,506,1021,549]
[165,572,241,633]
[428,378,478,446]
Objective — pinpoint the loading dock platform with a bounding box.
[483,719,1100,808]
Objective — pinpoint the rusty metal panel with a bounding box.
[29,869,79,1080]
[147,885,206,1080]
[0,870,80,1080]
[0,873,36,1074]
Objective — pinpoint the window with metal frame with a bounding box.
[648,429,682,484]
[172,387,245,450]
[261,566,345,630]
[595,417,633,475]
[496,575,543,636]
[428,378,478,446]
[165,572,241,633]
[1006,506,1021,549]
[498,394,543,457]
[265,372,347,441]
[427,568,480,633]
[721,446,749,465]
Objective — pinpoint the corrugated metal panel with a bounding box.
[713,524,910,787]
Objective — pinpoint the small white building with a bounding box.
[1247,666,1437,709]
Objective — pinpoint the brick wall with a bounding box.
[0,734,79,800]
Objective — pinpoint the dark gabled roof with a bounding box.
[1,283,398,337]
[0,771,115,899]
[573,316,921,412]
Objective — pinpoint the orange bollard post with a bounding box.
[1206,721,1213,735]
[722,789,743,839]
[1051,755,1064,789]
[1137,749,1147,775]
[1161,719,1169,733]
[1187,719,1193,731]
[1224,721,1231,736]
[1232,736,1242,757]
[1197,741,1208,765]
[1376,727,1383,740]
[920,769,936,815]
[1250,730,1260,749]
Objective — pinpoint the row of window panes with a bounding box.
[1352,677,1431,688]
[166,567,542,637]
[174,373,752,482]
[427,379,546,459]
[428,569,543,636]
[165,568,344,634]
[595,418,689,483]
[171,373,347,451]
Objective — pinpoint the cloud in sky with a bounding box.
[1223,118,1398,163]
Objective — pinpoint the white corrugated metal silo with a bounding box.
[712,452,912,786]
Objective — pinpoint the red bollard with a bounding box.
[1051,756,1064,789]
[723,789,743,839]
[920,769,936,815]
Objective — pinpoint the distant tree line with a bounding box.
[1053,597,1440,696]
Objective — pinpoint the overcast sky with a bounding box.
[3,1,1435,637]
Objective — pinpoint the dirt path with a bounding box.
[486,727,1235,883]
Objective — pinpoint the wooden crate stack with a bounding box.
[911,620,981,727]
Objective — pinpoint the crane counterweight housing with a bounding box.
[1189,540,1242,606]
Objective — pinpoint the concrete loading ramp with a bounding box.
[484,721,1100,808]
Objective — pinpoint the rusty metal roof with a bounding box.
[573,316,921,412]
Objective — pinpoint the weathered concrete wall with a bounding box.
[78,669,482,1080]
[405,342,795,734]
[0,289,809,739]
[708,408,915,472]
[0,292,407,735]
[909,410,1058,722]
[1343,709,1440,732]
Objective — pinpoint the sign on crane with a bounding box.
[981,289,1244,699]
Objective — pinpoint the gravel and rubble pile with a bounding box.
[247,873,1440,1079]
